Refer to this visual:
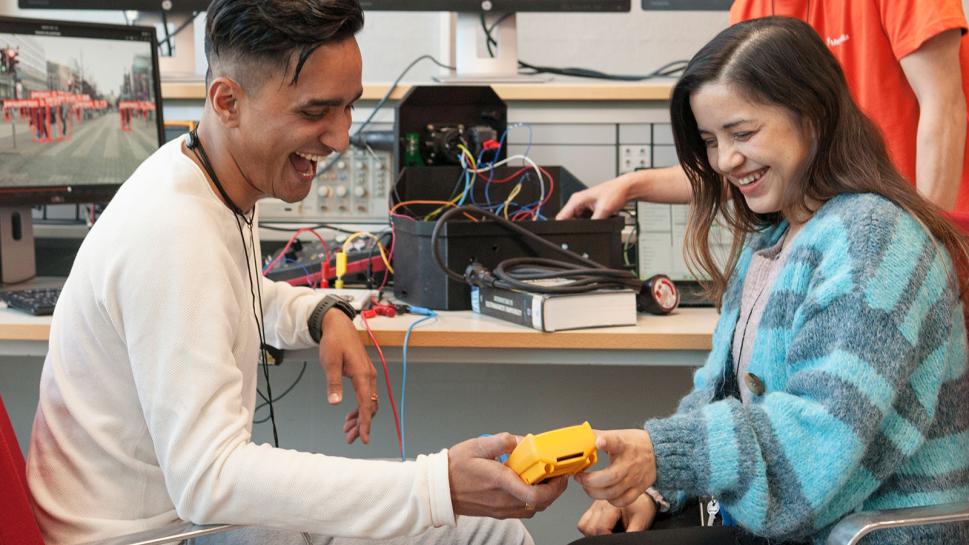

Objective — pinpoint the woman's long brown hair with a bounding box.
[670,16,969,326]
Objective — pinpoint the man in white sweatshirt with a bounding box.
[25,1,567,544]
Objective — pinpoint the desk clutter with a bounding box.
[5,86,688,326]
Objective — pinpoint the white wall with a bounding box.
[3,2,968,83]
[0,1,730,82]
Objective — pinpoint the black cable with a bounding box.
[519,59,689,82]
[188,129,280,446]
[249,222,279,447]
[253,361,309,425]
[259,222,368,236]
[318,54,456,178]
[155,11,201,57]
[431,205,641,295]
[159,10,173,57]
[479,13,688,82]
[365,228,393,289]
[481,12,514,57]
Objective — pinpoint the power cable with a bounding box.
[141,10,201,57]
[431,205,642,295]
[479,12,688,82]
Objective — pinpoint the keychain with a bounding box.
[706,499,720,526]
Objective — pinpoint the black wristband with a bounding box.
[307,295,356,344]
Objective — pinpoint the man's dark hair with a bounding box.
[204,0,364,89]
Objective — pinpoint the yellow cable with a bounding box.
[342,231,395,274]
[334,251,347,289]
[457,144,477,171]
[422,144,479,221]
[503,182,523,220]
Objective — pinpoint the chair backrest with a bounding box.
[0,395,44,545]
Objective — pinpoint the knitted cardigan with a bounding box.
[644,193,969,544]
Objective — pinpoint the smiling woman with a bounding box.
[669,17,969,309]
[570,16,969,545]
[690,83,815,220]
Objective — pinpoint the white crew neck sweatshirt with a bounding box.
[26,137,454,545]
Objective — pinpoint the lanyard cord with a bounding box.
[187,128,253,227]
[186,129,279,446]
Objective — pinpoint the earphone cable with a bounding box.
[238,215,280,448]
[188,128,279,446]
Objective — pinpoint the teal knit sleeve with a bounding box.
[644,202,966,541]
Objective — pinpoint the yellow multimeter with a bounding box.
[505,422,597,485]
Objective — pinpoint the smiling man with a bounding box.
[25,1,566,544]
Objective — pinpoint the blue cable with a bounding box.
[456,168,473,207]
[476,128,508,169]
[472,129,507,208]
[282,257,316,288]
[400,306,437,461]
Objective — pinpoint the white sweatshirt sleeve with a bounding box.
[258,275,322,349]
[116,210,455,537]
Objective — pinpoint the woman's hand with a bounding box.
[575,429,657,507]
[577,495,658,536]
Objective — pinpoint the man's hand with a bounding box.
[577,496,657,537]
[575,429,656,507]
[318,308,378,444]
[556,173,637,220]
[448,433,568,519]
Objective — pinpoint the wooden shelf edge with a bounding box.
[161,81,674,102]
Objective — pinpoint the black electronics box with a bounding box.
[391,166,625,310]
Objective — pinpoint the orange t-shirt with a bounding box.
[730,0,969,212]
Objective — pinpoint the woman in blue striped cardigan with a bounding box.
[572,17,969,545]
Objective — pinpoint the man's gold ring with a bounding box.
[524,503,535,511]
[370,393,379,402]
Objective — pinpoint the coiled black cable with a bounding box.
[430,205,642,295]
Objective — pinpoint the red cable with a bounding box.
[262,227,332,278]
[538,166,555,211]
[360,313,403,458]
[487,166,531,184]
[488,166,556,218]
[511,210,532,221]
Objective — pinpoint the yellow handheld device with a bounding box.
[505,422,597,485]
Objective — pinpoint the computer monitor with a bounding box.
[0,15,164,284]
[362,1,632,82]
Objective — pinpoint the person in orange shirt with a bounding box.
[557,0,969,216]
